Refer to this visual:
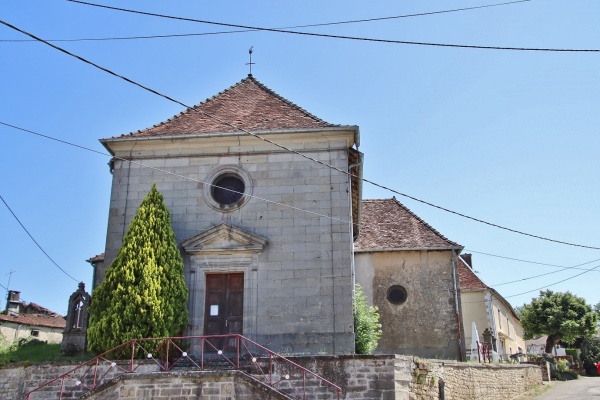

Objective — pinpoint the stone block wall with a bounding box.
[400,356,543,400]
[0,362,159,400]
[79,371,290,400]
[0,354,542,399]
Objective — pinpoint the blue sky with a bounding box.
[1,0,599,317]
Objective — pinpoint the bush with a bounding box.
[353,284,382,354]
[565,348,578,361]
[580,337,600,376]
[556,358,569,372]
[551,369,579,381]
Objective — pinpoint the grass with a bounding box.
[0,339,93,366]
[511,383,553,400]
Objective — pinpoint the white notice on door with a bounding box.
[210,305,219,316]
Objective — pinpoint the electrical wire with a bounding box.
[66,0,600,52]
[504,263,600,299]
[4,120,599,302]
[1,0,530,43]
[491,258,600,286]
[0,194,79,283]
[466,249,600,273]
[0,121,348,225]
[1,18,599,251]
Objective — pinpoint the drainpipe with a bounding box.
[451,250,464,361]
[348,152,363,297]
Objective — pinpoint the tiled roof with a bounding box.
[110,75,337,139]
[457,255,488,291]
[86,253,105,264]
[0,303,65,329]
[354,198,462,250]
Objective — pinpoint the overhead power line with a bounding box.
[66,0,600,52]
[1,0,530,43]
[491,258,600,286]
[460,260,600,305]
[0,194,79,283]
[6,119,599,298]
[0,121,350,225]
[505,263,600,299]
[466,249,600,273]
[2,19,600,251]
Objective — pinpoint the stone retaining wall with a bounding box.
[79,371,291,400]
[0,355,542,399]
[401,356,542,400]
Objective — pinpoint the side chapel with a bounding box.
[92,75,464,358]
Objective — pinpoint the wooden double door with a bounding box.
[204,273,244,349]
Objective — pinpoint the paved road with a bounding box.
[534,377,600,399]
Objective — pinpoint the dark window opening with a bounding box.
[387,285,407,305]
[212,175,245,206]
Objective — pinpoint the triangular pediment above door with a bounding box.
[181,223,268,255]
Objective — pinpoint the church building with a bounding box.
[97,75,360,355]
[93,75,463,358]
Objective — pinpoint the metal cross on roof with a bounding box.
[246,46,255,76]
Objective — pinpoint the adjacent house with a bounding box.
[525,336,566,357]
[0,290,65,344]
[91,75,463,357]
[458,254,526,361]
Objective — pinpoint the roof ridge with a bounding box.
[389,197,462,248]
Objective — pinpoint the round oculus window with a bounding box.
[211,174,245,206]
[387,285,407,305]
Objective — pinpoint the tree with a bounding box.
[353,284,382,354]
[519,290,598,353]
[88,184,188,353]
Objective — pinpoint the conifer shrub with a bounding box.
[87,184,188,354]
[353,284,382,354]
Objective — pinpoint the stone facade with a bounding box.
[98,77,360,355]
[356,251,463,359]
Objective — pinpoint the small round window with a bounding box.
[387,285,407,305]
[212,174,245,206]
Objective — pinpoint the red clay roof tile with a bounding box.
[111,76,337,138]
[354,198,462,250]
[0,302,65,329]
[457,255,488,291]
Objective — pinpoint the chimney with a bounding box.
[6,290,21,317]
[461,253,473,268]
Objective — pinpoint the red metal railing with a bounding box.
[25,334,341,400]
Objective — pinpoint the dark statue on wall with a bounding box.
[61,282,91,355]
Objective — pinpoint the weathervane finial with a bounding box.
[246,46,255,76]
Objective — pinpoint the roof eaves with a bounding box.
[355,246,464,253]
[100,125,358,145]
